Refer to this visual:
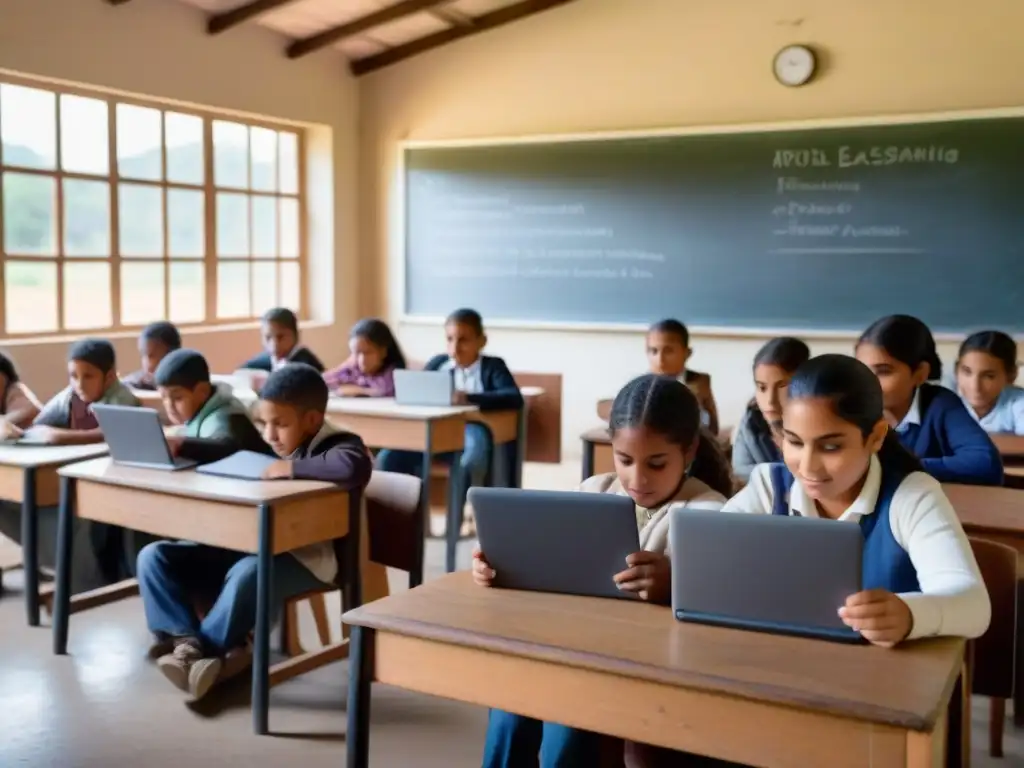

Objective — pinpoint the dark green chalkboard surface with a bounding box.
[404,116,1024,332]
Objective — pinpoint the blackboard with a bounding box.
[403,115,1024,332]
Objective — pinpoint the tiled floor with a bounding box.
[0,461,1021,766]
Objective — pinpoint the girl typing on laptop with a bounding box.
[472,374,732,768]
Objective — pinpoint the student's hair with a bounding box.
[957,330,1018,375]
[262,307,299,336]
[858,314,942,381]
[68,338,116,375]
[608,373,733,497]
[746,337,812,438]
[153,349,210,389]
[350,318,406,370]
[445,308,484,337]
[140,321,182,351]
[0,351,20,384]
[647,318,689,348]
[261,363,328,413]
[788,354,923,476]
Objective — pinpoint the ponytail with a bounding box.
[689,427,734,497]
[876,430,924,476]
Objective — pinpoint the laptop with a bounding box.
[195,450,279,481]
[394,369,454,406]
[92,404,197,471]
[469,487,640,600]
[670,509,864,643]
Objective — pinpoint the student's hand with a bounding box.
[613,551,671,603]
[839,589,913,647]
[26,426,61,445]
[452,391,470,405]
[0,419,23,441]
[471,546,495,587]
[261,460,294,480]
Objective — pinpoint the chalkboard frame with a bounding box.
[395,106,1024,340]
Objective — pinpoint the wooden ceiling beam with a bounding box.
[287,0,454,59]
[106,0,134,5]
[350,0,575,76]
[208,0,302,34]
[430,6,474,27]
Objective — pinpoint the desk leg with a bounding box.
[344,491,363,611]
[253,502,274,736]
[346,625,374,768]
[52,476,75,655]
[410,424,431,590]
[21,467,39,627]
[513,408,527,489]
[582,439,595,483]
[445,450,464,574]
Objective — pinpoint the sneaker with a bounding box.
[147,635,175,661]
[157,639,203,692]
[188,656,223,701]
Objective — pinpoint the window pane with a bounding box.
[3,172,56,256]
[252,196,276,257]
[169,262,205,323]
[252,261,276,314]
[63,179,110,257]
[63,262,112,330]
[213,120,248,188]
[0,84,57,170]
[121,262,165,325]
[5,261,57,333]
[279,197,299,258]
[165,112,203,185]
[279,132,298,194]
[167,189,204,257]
[280,261,299,311]
[250,127,277,192]
[60,95,108,175]
[117,104,162,181]
[216,192,248,257]
[119,183,163,257]
[217,262,249,318]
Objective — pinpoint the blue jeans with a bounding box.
[136,541,327,655]
[482,710,600,768]
[376,422,493,512]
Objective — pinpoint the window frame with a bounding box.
[0,72,308,340]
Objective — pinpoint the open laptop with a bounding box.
[469,487,639,600]
[394,369,454,407]
[92,404,197,471]
[670,509,864,643]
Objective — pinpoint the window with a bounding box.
[0,78,304,337]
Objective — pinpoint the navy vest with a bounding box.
[768,463,921,594]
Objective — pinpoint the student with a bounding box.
[121,321,182,391]
[0,351,42,437]
[238,307,324,375]
[31,338,141,445]
[323,318,406,397]
[953,330,1024,435]
[646,318,719,434]
[731,337,810,481]
[137,363,372,700]
[473,374,732,768]
[855,314,1003,486]
[376,308,523,505]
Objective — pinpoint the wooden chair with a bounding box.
[596,398,612,422]
[968,536,1017,757]
[281,471,422,656]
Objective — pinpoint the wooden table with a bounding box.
[53,457,359,735]
[992,434,1024,461]
[580,425,613,482]
[0,443,109,626]
[343,573,963,768]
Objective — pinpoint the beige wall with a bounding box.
[359,0,1024,456]
[0,0,357,397]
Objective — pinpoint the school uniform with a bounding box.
[730,405,781,481]
[894,383,1003,485]
[376,354,523,504]
[957,385,1024,436]
[239,345,325,374]
[137,423,371,655]
[33,380,140,428]
[482,473,726,768]
[322,361,397,397]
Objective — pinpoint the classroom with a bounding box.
[1,0,1023,765]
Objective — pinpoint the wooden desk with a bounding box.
[944,483,1024,553]
[992,434,1024,461]
[0,443,109,626]
[580,425,613,481]
[53,457,359,736]
[343,573,962,768]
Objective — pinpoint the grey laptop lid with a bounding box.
[469,487,640,600]
[670,509,864,643]
[92,404,195,470]
[394,369,453,406]
[195,450,278,480]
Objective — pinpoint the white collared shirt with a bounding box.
[722,456,990,641]
[895,388,922,432]
[962,386,1024,436]
[444,357,483,394]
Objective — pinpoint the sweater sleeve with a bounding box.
[729,411,759,481]
[291,432,373,490]
[239,352,272,372]
[468,357,524,411]
[921,394,1004,485]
